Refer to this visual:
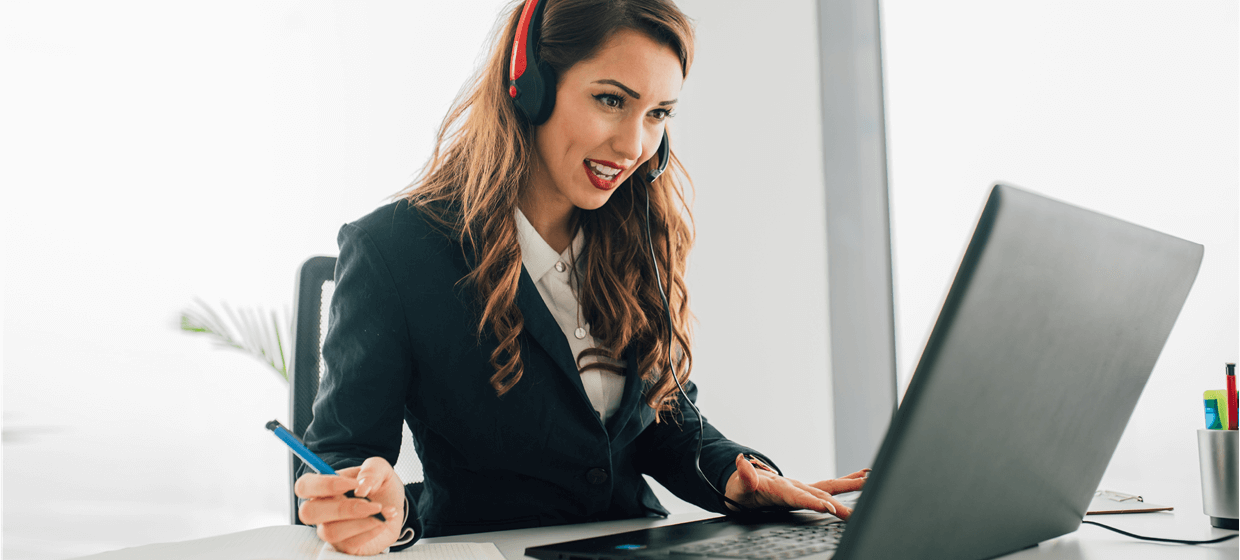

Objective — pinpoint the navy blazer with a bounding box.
[300,200,778,547]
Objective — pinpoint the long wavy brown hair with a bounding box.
[397,0,696,420]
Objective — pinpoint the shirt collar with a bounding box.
[515,207,584,280]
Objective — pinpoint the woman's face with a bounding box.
[528,28,684,214]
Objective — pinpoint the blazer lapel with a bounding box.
[515,265,596,414]
[603,345,647,441]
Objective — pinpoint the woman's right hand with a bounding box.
[295,456,407,556]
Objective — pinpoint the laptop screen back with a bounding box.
[835,184,1203,559]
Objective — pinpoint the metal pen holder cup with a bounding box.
[1197,429,1238,529]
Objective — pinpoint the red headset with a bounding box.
[507,0,669,182]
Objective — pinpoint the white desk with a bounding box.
[73,503,1237,560]
[424,509,1236,560]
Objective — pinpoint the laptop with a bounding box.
[526,184,1204,560]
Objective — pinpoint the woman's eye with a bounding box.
[651,109,676,121]
[595,93,676,121]
[594,93,623,109]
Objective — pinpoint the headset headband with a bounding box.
[508,0,537,91]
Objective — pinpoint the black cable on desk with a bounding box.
[1082,520,1238,545]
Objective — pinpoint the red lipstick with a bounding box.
[583,159,626,191]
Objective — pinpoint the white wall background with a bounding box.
[882,0,1238,524]
[1,1,833,558]
[5,1,1235,559]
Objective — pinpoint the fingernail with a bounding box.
[824,501,836,514]
[356,478,368,497]
[385,506,398,518]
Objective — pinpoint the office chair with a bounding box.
[288,255,424,525]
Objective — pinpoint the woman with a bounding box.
[294,0,867,555]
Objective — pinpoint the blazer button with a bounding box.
[587,468,609,485]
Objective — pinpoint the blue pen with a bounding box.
[266,420,386,522]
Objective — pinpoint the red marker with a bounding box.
[1227,363,1237,431]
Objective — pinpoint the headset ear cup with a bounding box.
[531,60,557,124]
[509,0,556,125]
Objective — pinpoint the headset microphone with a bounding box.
[646,130,670,183]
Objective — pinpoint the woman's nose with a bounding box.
[611,119,644,163]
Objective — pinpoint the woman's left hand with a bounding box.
[724,454,869,520]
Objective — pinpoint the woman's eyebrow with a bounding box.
[594,79,678,106]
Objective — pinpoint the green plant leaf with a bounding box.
[180,298,291,382]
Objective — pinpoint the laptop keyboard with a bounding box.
[668,523,846,560]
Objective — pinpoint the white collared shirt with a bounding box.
[515,208,626,423]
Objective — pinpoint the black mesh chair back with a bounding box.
[288,255,423,524]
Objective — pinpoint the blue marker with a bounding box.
[267,420,386,522]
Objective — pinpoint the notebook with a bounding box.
[526,184,1203,560]
[1086,490,1173,515]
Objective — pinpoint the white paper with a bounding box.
[320,541,506,560]
[70,526,505,560]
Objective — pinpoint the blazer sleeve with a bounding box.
[632,380,781,515]
[298,222,422,546]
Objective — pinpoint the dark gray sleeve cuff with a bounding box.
[388,482,424,551]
